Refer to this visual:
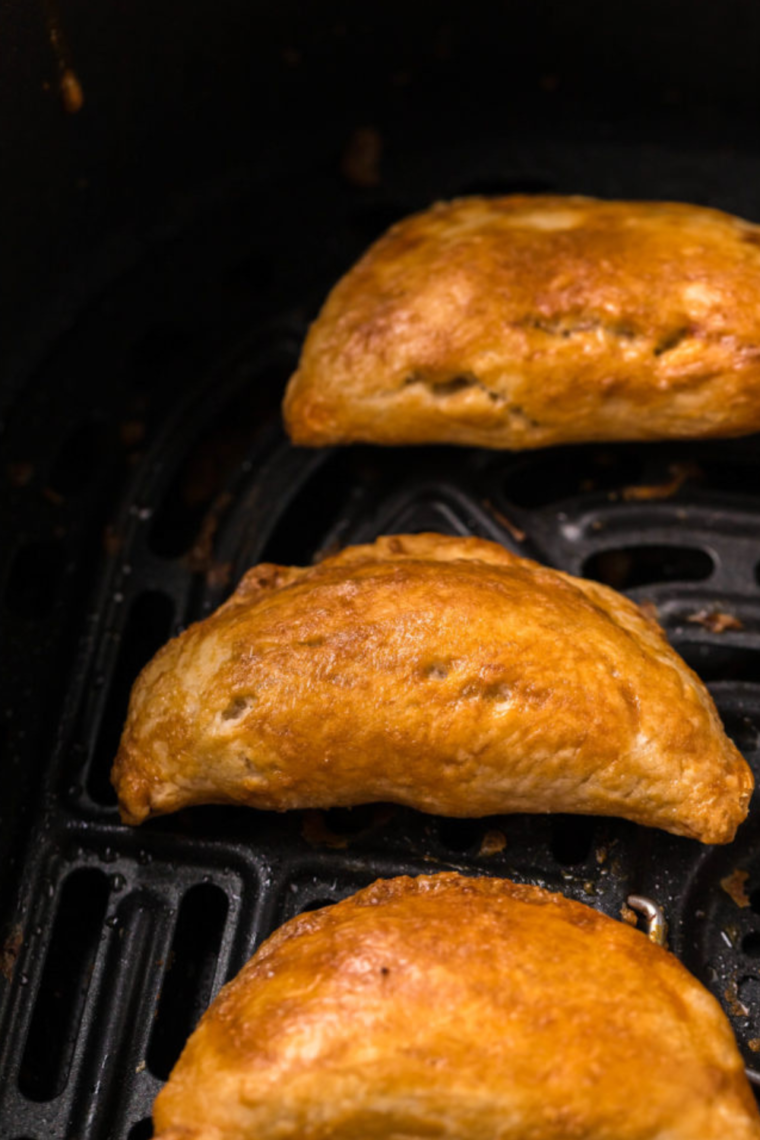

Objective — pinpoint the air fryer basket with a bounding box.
[3,4,760,1138]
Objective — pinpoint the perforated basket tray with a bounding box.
[3,138,760,1140]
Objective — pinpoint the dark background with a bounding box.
[4,0,760,383]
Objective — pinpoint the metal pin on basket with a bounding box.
[627,895,760,1091]
[626,894,668,947]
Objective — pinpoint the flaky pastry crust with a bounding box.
[111,534,752,843]
[152,873,760,1140]
[283,195,760,448]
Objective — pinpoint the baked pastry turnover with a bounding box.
[112,533,752,843]
[152,873,760,1140]
[283,195,760,448]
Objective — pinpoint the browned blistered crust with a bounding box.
[152,873,760,1140]
[111,534,752,843]
[283,195,760,448]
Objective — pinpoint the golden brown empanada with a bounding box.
[283,195,760,448]
[112,533,752,842]
[152,873,760,1140]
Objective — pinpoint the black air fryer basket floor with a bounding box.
[3,136,760,1139]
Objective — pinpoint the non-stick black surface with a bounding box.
[4,129,760,1139]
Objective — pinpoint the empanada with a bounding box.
[112,534,752,842]
[152,873,760,1140]
[283,195,760,448]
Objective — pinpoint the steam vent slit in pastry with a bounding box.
[112,533,753,842]
[151,874,760,1140]
[283,194,760,448]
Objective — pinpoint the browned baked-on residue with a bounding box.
[725,980,750,1019]
[0,925,23,983]
[185,492,234,574]
[103,525,123,558]
[301,811,350,849]
[478,829,507,857]
[301,806,396,850]
[340,127,383,188]
[720,869,751,908]
[7,461,34,487]
[621,462,702,502]
[45,0,85,113]
[60,68,84,114]
[205,561,233,590]
[120,419,146,448]
[688,610,744,634]
[481,498,527,542]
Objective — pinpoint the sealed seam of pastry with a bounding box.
[283,195,760,448]
[151,873,760,1140]
[111,533,752,843]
